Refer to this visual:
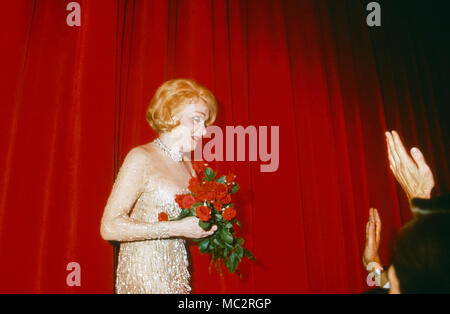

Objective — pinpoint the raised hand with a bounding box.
[363,208,389,288]
[385,130,434,200]
[363,208,382,269]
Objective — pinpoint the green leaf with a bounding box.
[177,209,191,220]
[227,252,238,273]
[199,220,211,230]
[244,249,257,261]
[230,184,240,194]
[235,237,244,246]
[225,222,233,229]
[223,241,233,249]
[219,228,234,244]
[204,168,216,181]
[198,238,209,253]
[215,213,223,221]
[216,176,226,183]
[225,259,232,273]
[212,237,225,248]
[235,245,244,258]
[235,220,241,227]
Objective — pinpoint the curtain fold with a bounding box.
[0,0,448,293]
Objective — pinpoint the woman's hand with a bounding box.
[363,208,382,269]
[172,216,217,239]
[363,208,390,288]
[385,130,434,199]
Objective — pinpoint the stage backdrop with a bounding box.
[0,0,448,293]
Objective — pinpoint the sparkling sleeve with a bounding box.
[100,148,172,242]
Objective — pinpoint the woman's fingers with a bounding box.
[203,225,217,237]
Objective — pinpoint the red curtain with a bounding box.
[0,0,448,293]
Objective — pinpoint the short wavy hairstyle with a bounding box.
[146,78,218,133]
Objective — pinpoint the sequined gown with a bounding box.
[102,147,191,294]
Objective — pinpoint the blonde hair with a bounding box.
[146,78,218,133]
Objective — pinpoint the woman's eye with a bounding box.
[192,117,202,122]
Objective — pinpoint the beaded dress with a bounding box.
[102,142,191,294]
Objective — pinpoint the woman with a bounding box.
[100,78,218,294]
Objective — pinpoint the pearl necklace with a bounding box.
[154,138,183,163]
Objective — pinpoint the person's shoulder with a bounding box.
[126,143,159,164]
[123,145,149,165]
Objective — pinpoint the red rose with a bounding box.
[203,181,217,192]
[158,212,168,222]
[192,181,216,202]
[221,194,231,204]
[195,205,211,222]
[213,201,223,211]
[216,183,228,200]
[192,160,207,174]
[226,173,236,184]
[175,194,186,208]
[194,190,209,203]
[188,177,202,194]
[222,207,236,221]
[189,176,201,186]
[205,191,216,202]
[181,195,196,209]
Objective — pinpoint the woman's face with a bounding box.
[172,99,210,152]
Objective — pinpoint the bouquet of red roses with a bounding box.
[159,161,256,275]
